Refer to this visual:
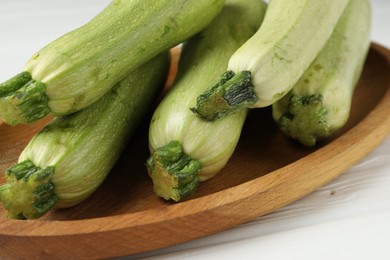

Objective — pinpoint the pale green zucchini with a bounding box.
[147,0,267,201]
[272,0,371,146]
[191,0,350,121]
[0,52,169,219]
[0,0,224,126]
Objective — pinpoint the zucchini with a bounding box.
[191,0,350,121]
[147,0,267,201]
[0,0,224,126]
[272,0,371,146]
[0,52,169,219]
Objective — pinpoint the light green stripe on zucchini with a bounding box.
[0,52,169,219]
[272,0,371,146]
[147,0,267,202]
[0,0,225,125]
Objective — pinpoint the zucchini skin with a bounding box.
[272,0,371,146]
[147,0,267,201]
[0,0,225,125]
[0,52,169,219]
[192,0,350,121]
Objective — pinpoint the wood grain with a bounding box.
[0,43,389,259]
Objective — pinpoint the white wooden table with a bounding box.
[1,1,389,259]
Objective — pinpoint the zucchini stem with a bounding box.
[0,72,50,125]
[0,160,57,219]
[191,71,256,121]
[0,72,32,97]
[278,94,330,146]
[146,141,201,201]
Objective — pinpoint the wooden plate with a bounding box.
[1,43,390,258]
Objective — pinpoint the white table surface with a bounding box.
[1,1,389,259]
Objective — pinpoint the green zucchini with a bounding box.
[0,52,169,219]
[191,0,350,121]
[272,0,371,146]
[0,0,224,126]
[147,0,267,201]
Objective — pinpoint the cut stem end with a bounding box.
[0,160,57,219]
[146,141,201,202]
[191,70,256,121]
[278,94,330,147]
[0,72,50,125]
